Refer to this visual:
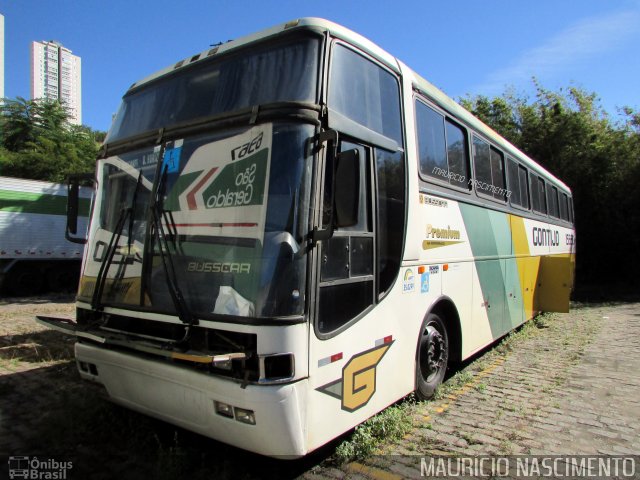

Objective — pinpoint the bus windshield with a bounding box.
[106,37,320,143]
[81,122,313,319]
[82,36,321,321]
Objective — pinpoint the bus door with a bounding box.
[305,138,381,446]
[305,40,407,449]
[305,131,407,449]
[315,140,375,335]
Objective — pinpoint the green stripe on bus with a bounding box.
[0,190,90,216]
[459,203,522,339]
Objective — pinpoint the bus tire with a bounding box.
[415,312,449,400]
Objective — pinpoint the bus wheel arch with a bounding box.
[415,297,462,400]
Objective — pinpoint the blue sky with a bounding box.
[2,0,639,132]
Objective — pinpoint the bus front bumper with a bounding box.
[74,342,308,458]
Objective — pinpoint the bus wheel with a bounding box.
[415,312,449,400]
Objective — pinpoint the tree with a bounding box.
[0,97,38,151]
[0,97,105,182]
[462,83,640,287]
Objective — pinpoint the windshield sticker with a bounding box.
[163,140,183,174]
[202,153,267,208]
[167,124,273,241]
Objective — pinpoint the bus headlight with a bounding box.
[214,401,234,418]
[234,407,256,425]
[214,402,256,425]
[259,353,294,382]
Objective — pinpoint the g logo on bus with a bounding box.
[316,341,394,412]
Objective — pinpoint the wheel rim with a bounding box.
[420,323,446,383]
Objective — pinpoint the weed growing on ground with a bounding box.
[336,312,562,463]
[433,370,474,400]
[333,397,415,463]
[499,439,515,455]
[461,432,482,446]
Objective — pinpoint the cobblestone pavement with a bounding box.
[1,298,639,479]
[306,303,640,479]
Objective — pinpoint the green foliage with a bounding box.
[334,398,414,462]
[0,97,105,182]
[462,83,640,285]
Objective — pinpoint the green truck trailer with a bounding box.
[0,176,91,295]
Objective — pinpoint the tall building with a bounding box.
[31,40,82,125]
[1,14,5,100]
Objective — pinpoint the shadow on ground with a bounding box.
[0,293,77,306]
[0,330,75,363]
[0,359,337,480]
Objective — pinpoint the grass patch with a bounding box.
[533,313,554,329]
[433,370,474,400]
[498,439,515,454]
[475,382,487,393]
[461,432,482,445]
[333,396,415,463]
[0,330,74,364]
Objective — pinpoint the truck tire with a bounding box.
[47,264,80,292]
[7,264,44,296]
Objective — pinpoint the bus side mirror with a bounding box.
[66,174,93,245]
[334,149,359,228]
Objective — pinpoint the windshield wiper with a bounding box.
[150,163,198,336]
[91,172,143,311]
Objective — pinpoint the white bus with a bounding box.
[39,18,575,457]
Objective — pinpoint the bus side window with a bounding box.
[507,157,521,207]
[329,43,403,145]
[507,159,531,210]
[376,147,405,297]
[415,101,470,190]
[547,186,560,218]
[568,197,574,223]
[416,102,447,180]
[559,192,569,221]
[532,175,547,214]
[472,136,491,193]
[474,136,508,201]
[445,119,470,189]
[489,147,506,201]
[319,42,406,335]
[518,165,530,209]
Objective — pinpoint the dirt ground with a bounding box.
[0,295,330,480]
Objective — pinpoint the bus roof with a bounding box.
[126,17,570,194]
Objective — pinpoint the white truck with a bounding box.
[0,176,91,295]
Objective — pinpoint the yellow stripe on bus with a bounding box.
[509,215,539,319]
